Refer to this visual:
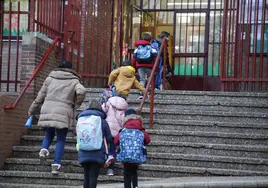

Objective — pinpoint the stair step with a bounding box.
[21,130,268,146]
[80,99,268,113]
[149,119,268,134]
[5,151,268,173]
[137,109,268,124]
[27,119,268,136]
[0,170,157,185]
[0,183,78,188]
[12,141,268,159]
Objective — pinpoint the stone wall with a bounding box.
[0,94,32,169]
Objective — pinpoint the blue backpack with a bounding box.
[151,40,161,53]
[116,128,147,164]
[76,115,103,151]
[99,86,116,105]
[135,45,153,63]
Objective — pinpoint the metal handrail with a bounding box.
[4,37,62,110]
[137,38,167,128]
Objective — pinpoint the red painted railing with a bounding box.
[4,37,61,110]
[137,38,167,128]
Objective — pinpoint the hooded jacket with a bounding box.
[132,40,157,69]
[102,96,128,137]
[114,114,150,146]
[77,109,113,164]
[108,66,145,97]
[28,68,86,129]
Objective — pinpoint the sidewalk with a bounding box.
[92,176,268,188]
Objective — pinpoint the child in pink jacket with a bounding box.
[102,95,128,175]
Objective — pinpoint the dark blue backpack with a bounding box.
[135,45,153,63]
[151,40,161,53]
[116,128,147,164]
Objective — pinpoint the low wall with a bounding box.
[0,94,32,169]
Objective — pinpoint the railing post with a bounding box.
[163,39,167,90]
[63,0,70,60]
[149,74,155,129]
[29,0,35,32]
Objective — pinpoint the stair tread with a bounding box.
[85,88,268,97]
[29,119,268,129]
[0,170,157,181]
[6,152,268,165]
[0,183,78,188]
[22,130,268,140]
[13,141,268,151]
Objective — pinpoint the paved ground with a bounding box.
[85,176,268,188]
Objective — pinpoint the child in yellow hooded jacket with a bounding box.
[108,60,145,98]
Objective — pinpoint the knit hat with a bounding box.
[58,60,72,69]
[122,60,132,66]
[125,108,136,116]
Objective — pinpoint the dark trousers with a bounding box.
[82,162,101,188]
[123,164,138,188]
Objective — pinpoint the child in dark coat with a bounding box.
[114,109,151,188]
[77,100,113,188]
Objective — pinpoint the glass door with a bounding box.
[173,10,209,76]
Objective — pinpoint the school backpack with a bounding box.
[116,128,147,163]
[76,115,103,151]
[151,40,161,53]
[99,86,116,105]
[135,45,153,63]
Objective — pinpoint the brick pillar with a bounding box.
[20,32,38,99]
[20,32,61,99]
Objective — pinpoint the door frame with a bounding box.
[173,9,210,77]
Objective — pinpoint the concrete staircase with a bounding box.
[1,89,268,187]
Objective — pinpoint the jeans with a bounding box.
[137,67,152,87]
[41,127,68,164]
[108,138,116,169]
[82,162,101,188]
[124,164,138,188]
[155,57,163,89]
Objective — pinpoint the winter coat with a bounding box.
[77,109,113,164]
[114,114,151,146]
[28,68,86,129]
[108,66,145,97]
[102,96,128,137]
[132,40,157,69]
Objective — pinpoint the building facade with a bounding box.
[1,0,268,92]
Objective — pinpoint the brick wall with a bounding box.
[0,33,61,169]
[0,94,32,169]
[20,32,61,98]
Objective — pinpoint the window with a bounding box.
[2,0,29,38]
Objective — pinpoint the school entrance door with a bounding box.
[172,8,220,91]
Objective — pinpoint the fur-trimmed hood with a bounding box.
[50,68,82,82]
[124,114,143,130]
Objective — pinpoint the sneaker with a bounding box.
[39,148,49,165]
[51,164,61,175]
[104,155,115,168]
[137,95,143,100]
[107,168,114,176]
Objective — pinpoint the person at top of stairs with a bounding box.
[108,60,146,99]
[102,95,128,175]
[28,60,86,175]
